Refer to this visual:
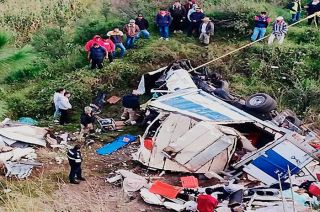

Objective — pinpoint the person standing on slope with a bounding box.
[251,11,271,41]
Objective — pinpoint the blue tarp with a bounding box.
[96,134,137,155]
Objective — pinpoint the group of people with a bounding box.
[251,0,320,45]
[83,0,215,69]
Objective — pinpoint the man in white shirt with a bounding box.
[53,88,65,120]
[199,17,214,45]
[59,92,72,125]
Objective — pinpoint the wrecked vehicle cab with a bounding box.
[134,60,320,185]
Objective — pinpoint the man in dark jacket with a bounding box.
[250,11,271,41]
[199,17,214,45]
[155,9,172,40]
[187,6,205,37]
[136,14,150,39]
[88,43,106,69]
[121,90,140,125]
[169,1,186,33]
[67,144,85,184]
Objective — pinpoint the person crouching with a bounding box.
[80,106,95,136]
[121,90,140,125]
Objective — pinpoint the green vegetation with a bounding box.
[0,0,319,126]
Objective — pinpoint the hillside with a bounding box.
[0,0,319,210]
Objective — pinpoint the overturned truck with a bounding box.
[133,60,320,185]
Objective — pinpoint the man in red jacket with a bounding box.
[197,188,218,212]
[101,35,115,63]
[84,35,104,52]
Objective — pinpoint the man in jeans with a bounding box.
[123,19,140,49]
[121,90,140,125]
[155,9,172,40]
[268,16,288,45]
[251,12,271,41]
[107,27,126,58]
[199,17,214,45]
[135,14,150,39]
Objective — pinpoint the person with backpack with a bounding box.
[155,9,172,40]
[268,16,288,45]
[169,0,186,33]
[251,11,271,41]
[287,0,302,23]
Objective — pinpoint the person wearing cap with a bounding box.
[197,188,219,212]
[121,90,140,125]
[188,6,205,37]
[135,14,150,39]
[268,16,288,45]
[199,17,214,45]
[287,0,302,23]
[80,106,95,136]
[88,43,107,69]
[169,0,186,33]
[251,12,271,41]
[155,9,172,40]
[67,144,85,184]
[123,19,140,49]
[107,27,126,58]
[101,35,115,63]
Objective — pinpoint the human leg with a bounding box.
[187,23,195,36]
[257,28,266,40]
[277,34,285,44]
[163,26,169,39]
[75,164,83,180]
[59,109,68,125]
[268,34,275,45]
[91,60,97,69]
[54,105,60,119]
[250,27,260,41]
[108,52,113,63]
[159,26,164,38]
[141,30,150,39]
[199,32,205,43]
[116,43,126,58]
[97,59,103,69]
[121,108,129,120]
[203,33,210,45]
[69,163,77,182]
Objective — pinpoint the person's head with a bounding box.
[159,9,167,16]
[56,88,65,94]
[195,6,201,12]
[93,43,100,48]
[276,16,284,23]
[113,27,120,33]
[174,0,181,6]
[64,91,71,98]
[84,106,93,115]
[202,17,210,23]
[74,144,81,150]
[205,188,214,195]
[137,14,143,20]
[260,11,267,18]
[93,35,101,41]
[129,19,135,25]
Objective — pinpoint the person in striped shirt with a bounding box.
[268,16,288,45]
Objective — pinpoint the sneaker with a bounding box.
[130,121,137,125]
[120,116,126,120]
[159,37,164,40]
[178,30,183,33]
[70,180,80,184]
[173,30,177,34]
[165,38,169,41]
[53,120,59,123]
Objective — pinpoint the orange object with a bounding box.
[181,176,199,188]
[107,96,121,104]
[149,181,182,199]
[144,138,154,150]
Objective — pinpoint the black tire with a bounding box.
[245,93,277,113]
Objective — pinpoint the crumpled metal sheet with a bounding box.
[5,162,34,179]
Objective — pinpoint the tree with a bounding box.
[0,32,35,79]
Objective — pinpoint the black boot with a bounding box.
[78,177,86,181]
[70,179,80,184]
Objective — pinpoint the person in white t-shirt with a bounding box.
[199,17,214,45]
[53,88,65,120]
